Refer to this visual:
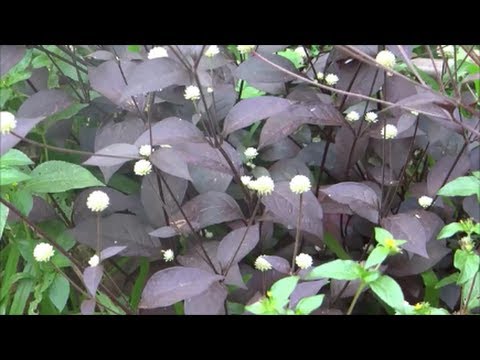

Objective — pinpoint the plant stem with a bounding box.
[347,282,366,315]
[290,194,304,274]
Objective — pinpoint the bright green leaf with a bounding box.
[438,176,480,198]
[0,203,8,239]
[270,276,299,304]
[374,227,394,246]
[10,190,33,217]
[0,149,33,167]
[127,45,141,53]
[437,222,464,239]
[454,250,480,284]
[365,246,390,269]
[245,298,269,315]
[295,294,324,315]
[370,275,405,310]
[48,273,70,312]
[306,259,360,281]
[435,273,459,289]
[0,168,30,186]
[323,232,350,260]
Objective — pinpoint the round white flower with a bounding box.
[316,72,324,80]
[375,50,396,69]
[289,175,311,194]
[139,144,153,157]
[312,136,321,143]
[204,230,213,239]
[237,45,255,54]
[244,147,258,160]
[254,255,272,272]
[295,253,313,270]
[163,249,174,262]
[365,112,378,123]
[86,190,110,212]
[88,254,100,267]
[148,46,168,59]
[325,73,339,86]
[410,110,419,116]
[440,45,455,58]
[246,161,256,169]
[0,111,17,135]
[205,45,220,58]
[207,87,214,93]
[184,85,201,101]
[241,175,252,186]
[381,124,398,139]
[345,111,360,122]
[134,159,152,176]
[418,195,433,209]
[294,46,307,58]
[249,176,275,196]
[33,243,55,262]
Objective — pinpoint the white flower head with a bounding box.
[440,45,455,58]
[375,50,396,69]
[254,255,272,272]
[294,46,308,58]
[295,253,313,270]
[381,124,398,139]
[411,110,419,116]
[148,46,168,59]
[237,45,255,54]
[289,175,311,194]
[139,144,153,157]
[86,190,110,212]
[241,175,252,186]
[244,147,258,160]
[249,176,275,196]
[204,230,213,239]
[418,195,433,209]
[33,243,55,262]
[163,249,174,262]
[312,136,321,143]
[316,72,324,80]
[205,45,220,58]
[365,112,378,123]
[88,254,100,267]
[0,111,17,135]
[325,73,339,86]
[184,85,201,101]
[246,161,256,169]
[207,87,214,93]
[345,111,360,122]
[134,159,152,176]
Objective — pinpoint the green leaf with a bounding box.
[245,298,270,315]
[295,294,324,315]
[462,274,480,312]
[0,88,14,108]
[9,263,36,314]
[323,232,351,260]
[454,250,480,284]
[438,176,480,198]
[227,302,245,315]
[48,273,70,312]
[127,45,141,53]
[24,160,104,193]
[96,291,126,315]
[0,244,20,301]
[0,149,34,167]
[130,258,149,310]
[365,246,390,269]
[363,270,381,284]
[0,203,8,240]
[435,273,459,289]
[277,49,304,69]
[374,227,394,246]
[0,168,30,186]
[421,270,440,307]
[370,275,405,310]
[306,259,360,281]
[10,190,33,217]
[270,276,299,304]
[45,103,89,124]
[437,222,464,239]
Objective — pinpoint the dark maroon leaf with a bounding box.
[263,256,291,274]
[289,280,328,309]
[139,267,224,309]
[217,225,260,269]
[235,53,298,84]
[262,181,323,237]
[427,154,470,196]
[333,126,369,179]
[83,143,139,167]
[134,117,204,147]
[269,158,313,184]
[381,213,429,258]
[121,58,190,99]
[83,265,104,297]
[17,89,72,119]
[80,299,96,315]
[0,117,45,156]
[7,196,56,224]
[149,226,178,238]
[223,96,294,136]
[100,246,127,261]
[256,45,289,54]
[406,210,444,243]
[0,45,26,77]
[464,196,480,222]
[189,166,232,193]
[150,148,192,180]
[184,282,228,315]
[87,50,115,61]
[321,182,379,223]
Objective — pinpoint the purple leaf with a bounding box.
[269,158,313,183]
[0,117,45,156]
[17,89,72,119]
[184,282,228,315]
[262,256,290,274]
[149,226,178,238]
[135,117,204,147]
[0,45,26,77]
[150,148,192,180]
[223,96,294,136]
[100,246,127,261]
[80,299,96,315]
[139,267,224,309]
[289,280,328,309]
[464,196,480,222]
[189,166,233,194]
[87,50,115,61]
[333,126,369,179]
[217,225,260,269]
[262,181,323,237]
[427,154,470,196]
[234,53,298,83]
[83,143,139,167]
[83,265,104,297]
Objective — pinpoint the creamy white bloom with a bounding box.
[294,46,307,58]
[244,147,258,160]
[325,73,339,86]
[134,159,152,176]
[0,111,17,135]
[86,191,110,212]
[289,175,311,194]
[316,72,324,81]
[205,45,220,58]
[411,110,419,116]
[148,46,168,59]
[88,254,100,267]
[184,85,201,101]
[254,255,272,272]
[375,50,396,69]
[249,176,275,196]
[33,243,55,262]
[204,230,213,239]
[345,111,360,122]
[160,144,172,149]
[312,136,321,143]
[237,45,255,54]
[207,87,214,93]
[139,144,153,157]
[163,249,174,262]
[241,175,252,186]
[364,112,378,123]
[418,195,433,208]
[295,253,313,269]
[381,124,398,139]
[441,45,455,58]
[246,161,256,169]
